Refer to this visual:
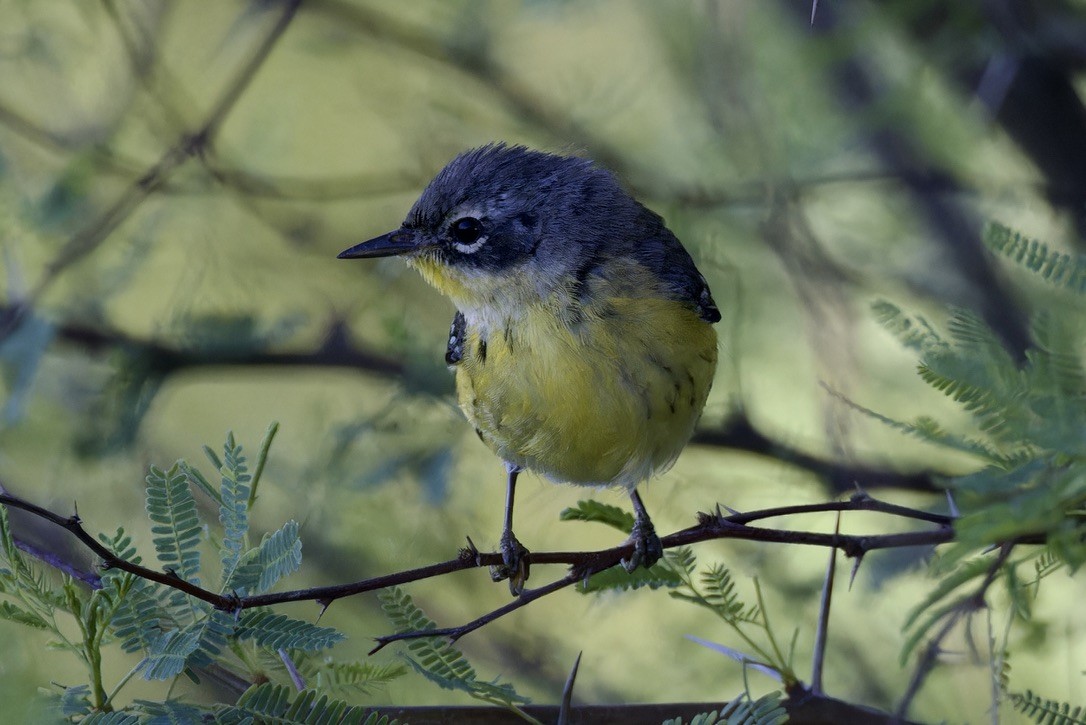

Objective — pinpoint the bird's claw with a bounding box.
[621,517,663,572]
[489,530,530,595]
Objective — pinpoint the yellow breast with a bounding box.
[454,292,717,489]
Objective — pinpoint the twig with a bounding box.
[369,572,581,654]
[894,543,1015,719]
[810,512,840,694]
[0,484,1044,652]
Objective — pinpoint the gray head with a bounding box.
[339,144,718,321]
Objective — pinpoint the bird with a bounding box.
[338,144,719,594]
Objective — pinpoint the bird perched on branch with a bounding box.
[339,144,719,594]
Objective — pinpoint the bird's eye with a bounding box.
[451,217,484,247]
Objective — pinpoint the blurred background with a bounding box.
[1,0,1084,720]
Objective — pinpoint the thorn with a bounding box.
[316,599,332,621]
[558,651,582,725]
[224,592,243,614]
[849,485,871,503]
[810,0,819,25]
[461,537,481,564]
[946,491,960,518]
[368,639,389,656]
[721,503,741,516]
[849,555,864,590]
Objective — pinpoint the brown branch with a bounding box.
[693,417,945,494]
[0,306,405,379]
[0,484,1045,653]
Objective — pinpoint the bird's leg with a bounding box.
[622,488,663,572]
[489,463,530,595]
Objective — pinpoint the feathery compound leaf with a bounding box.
[578,562,682,593]
[985,222,1086,293]
[308,660,407,696]
[145,463,202,586]
[58,684,91,717]
[0,600,48,629]
[253,520,302,593]
[560,500,635,533]
[662,691,788,725]
[235,609,344,652]
[1007,689,1086,724]
[666,545,698,576]
[377,587,530,708]
[129,699,206,724]
[215,682,384,724]
[140,628,201,680]
[218,433,252,587]
[140,609,235,680]
[871,300,947,353]
[109,582,165,653]
[80,713,141,725]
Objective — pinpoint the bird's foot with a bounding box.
[489,529,530,596]
[621,516,663,572]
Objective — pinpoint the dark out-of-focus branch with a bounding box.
[3,301,948,493]
[0,306,404,379]
[692,417,944,493]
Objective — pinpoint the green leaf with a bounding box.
[145,463,202,586]
[218,433,252,588]
[559,500,635,533]
[378,587,530,709]
[1007,689,1086,724]
[253,520,303,594]
[985,222,1086,293]
[235,609,344,652]
[578,562,682,593]
[308,660,407,696]
[0,600,49,629]
[214,682,384,724]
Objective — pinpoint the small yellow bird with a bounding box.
[339,144,719,593]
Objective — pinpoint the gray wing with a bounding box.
[634,214,721,323]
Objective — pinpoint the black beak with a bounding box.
[337,229,420,259]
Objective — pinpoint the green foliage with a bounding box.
[868,224,1086,705]
[1007,690,1086,725]
[298,659,408,698]
[213,683,396,724]
[576,535,796,687]
[661,690,788,725]
[378,587,536,720]
[560,499,635,533]
[0,429,405,721]
[985,222,1086,293]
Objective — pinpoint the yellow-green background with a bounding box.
[0,0,1083,721]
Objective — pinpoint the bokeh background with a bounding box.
[1,0,1084,721]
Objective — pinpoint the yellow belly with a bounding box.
[455,297,717,488]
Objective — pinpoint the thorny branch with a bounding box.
[0,485,1030,623]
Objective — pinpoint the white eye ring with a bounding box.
[453,236,489,254]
